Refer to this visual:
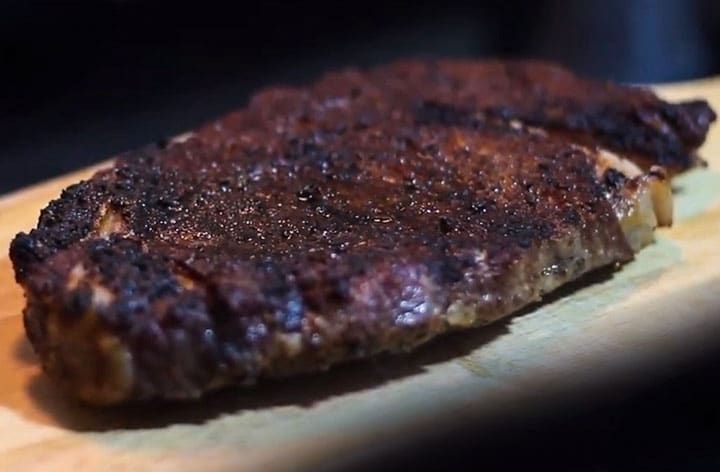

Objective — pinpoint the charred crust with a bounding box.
[604,168,628,190]
[10,59,714,402]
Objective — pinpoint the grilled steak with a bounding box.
[10,60,714,404]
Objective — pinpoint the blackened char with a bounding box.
[9,59,714,404]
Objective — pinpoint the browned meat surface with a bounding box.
[372,60,715,172]
[9,60,712,404]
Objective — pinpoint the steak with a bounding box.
[10,60,714,404]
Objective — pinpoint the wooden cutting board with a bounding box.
[2,79,720,471]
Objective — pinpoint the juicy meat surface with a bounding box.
[9,60,714,404]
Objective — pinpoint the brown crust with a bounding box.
[9,59,714,403]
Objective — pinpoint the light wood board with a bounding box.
[2,80,720,471]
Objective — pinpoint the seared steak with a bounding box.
[10,60,713,404]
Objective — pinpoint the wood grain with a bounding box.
[1,81,720,471]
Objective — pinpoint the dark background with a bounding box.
[3,1,720,470]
